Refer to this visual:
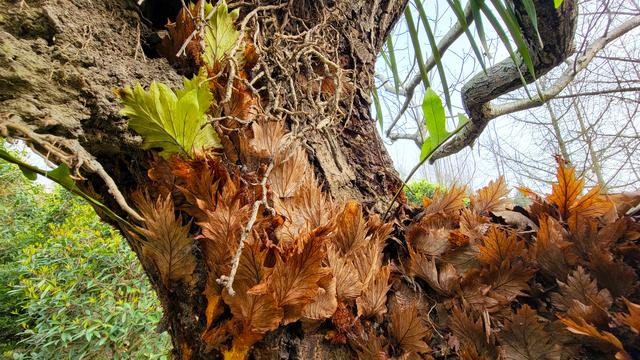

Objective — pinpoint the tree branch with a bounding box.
[431,8,640,162]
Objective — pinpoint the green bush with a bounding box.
[404,180,443,205]
[0,147,60,353]
[9,199,170,359]
[1,143,169,358]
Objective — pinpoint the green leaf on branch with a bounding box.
[0,148,135,229]
[118,67,221,158]
[419,89,469,161]
[420,88,448,161]
[0,148,37,181]
[554,0,564,8]
[20,167,37,180]
[372,86,384,131]
[385,36,402,94]
[202,0,241,67]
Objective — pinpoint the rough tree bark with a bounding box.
[0,0,406,357]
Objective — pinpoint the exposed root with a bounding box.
[217,160,274,296]
[0,118,144,222]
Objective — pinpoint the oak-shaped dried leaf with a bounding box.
[498,305,561,360]
[609,191,640,217]
[616,298,640,334]
[547,157,584,220]
[356,265,392,322]
[559,316,625,353]
[274,175,335,245]
[406,226,450,257]
[135,194,196,289]
[249,120,288,158]
[597,217,632,250]
[547,157,614,225]
[302,274,338,320]
[269,145,309,198]
[198,185,251,276]
[441,241,480,277]
[427,185,468,216]
[221,78,257,120]
[568,185,615,230]
[571,186,614,219]
[327,245,363,301]
[172,153,231,221]
[334,201,368,254]
[484,261,533,310]
[388,302,432,354]
[458,273,500,314]
[459,209,488,243]
[533,215,572,280]
[449,306,498,359]
[477,226,526,267]
[157,4,199,70]
[589,251,637,298]
[471,176,509,215]
[269,227,332,323]
[550,266,612,326]
[408,247,458,296]
[222,241,282,333]
[419,185,468,228]
[351,241,385,287]
[352,328,389,360]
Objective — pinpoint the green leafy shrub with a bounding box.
[404,180,443,205]
[0,144,169,358]
[10,199,170,359]
[0,145,64,353]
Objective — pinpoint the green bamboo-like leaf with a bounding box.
[470,0,491,58]
[521,0,543,47]
[381,46,391,67]
[447,0,487,73]
[415,0,452,114]
[202,0,241,66]
[490,0,536,82]
[479,2,531,98]
[419,90,471,162]
[372,86,384,131]
[0,148,38,182]
[118,68,221,158]
[385,36,402,94]
[554,0,564,9]
[405,7,431,89]
[420,88,449,161]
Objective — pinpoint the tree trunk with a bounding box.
[0,0,406,358]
